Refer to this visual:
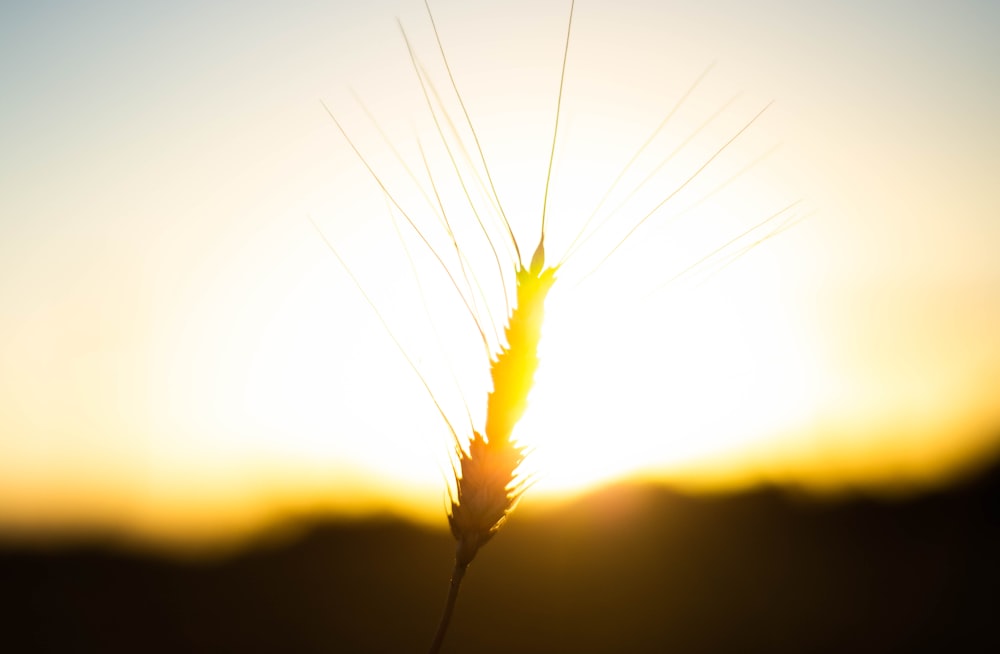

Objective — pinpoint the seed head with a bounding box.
[448,432,526,567]
[448,263,556,567]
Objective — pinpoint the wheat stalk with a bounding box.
[423,0,572,643]
[428,244,555,654]
[317,2,801,650]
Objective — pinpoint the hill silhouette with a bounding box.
[3,459,998,653]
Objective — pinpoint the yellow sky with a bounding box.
[1,0,999,546]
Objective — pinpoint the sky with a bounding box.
[1,0,999,546]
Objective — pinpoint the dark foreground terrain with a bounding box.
[3,460,999,653]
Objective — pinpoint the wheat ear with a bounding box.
[449,242,556,566]
[425,0,572,648]
[428,243,556,654]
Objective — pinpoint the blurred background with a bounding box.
[2,0,999,650]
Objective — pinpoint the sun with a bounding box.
[208,0,818,527]
[497,217,817,496]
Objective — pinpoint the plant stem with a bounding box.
[427,560,468,654]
